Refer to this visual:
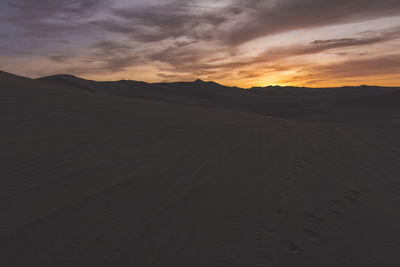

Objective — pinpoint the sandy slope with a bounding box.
[39,74,399,117]
[1,71,400,266]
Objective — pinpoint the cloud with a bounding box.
[310,26,400,51]
[280,54,400,85]
[0,0,110,37]
[313,54,400,78]
[224,0,400,45]
[92,40,132,55]
[87,40,140,73]
[0,0,399,86]
[5,0,108,18]
[48,55,70,63]
[3,0,399,44]
[147,26,400,76]
[254,26,400,61]
[92,0,228,43]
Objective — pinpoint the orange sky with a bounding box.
[0,0,399,88]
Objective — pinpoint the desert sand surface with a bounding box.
[2,70,400,266]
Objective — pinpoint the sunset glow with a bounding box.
[0,0,399,87]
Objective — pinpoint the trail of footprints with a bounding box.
[282,157,311,191]
[258,132,398,262]
[217,207,243,266]
[299,186,363,248]
[255,198,274,266]
[254,158,311,264]
[262,154,367,259]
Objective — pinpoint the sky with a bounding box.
[0,0,399,88]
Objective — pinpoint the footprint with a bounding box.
[347,189,360,195]
[263,226,276,234]
[296,162,304,168]
[274,193,283,200]
[283,241,299,253]
[329,198,343,206]
[345,196,360,204]
[275,209,285,215]
[362,187,372,193]
[303,228,319,239]
[257,254,271,263]
[328,209,345,219]
[306,213,326,224]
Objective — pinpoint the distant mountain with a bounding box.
[39,75,243,96]
[39,74,96,92]
[38,75,262,113]
[37,73,400,116]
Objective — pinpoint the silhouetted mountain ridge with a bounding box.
[36,72,400,116]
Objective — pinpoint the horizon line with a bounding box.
[2,69,399,90]
[38,73,400,90]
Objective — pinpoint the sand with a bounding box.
[1,70,400,266]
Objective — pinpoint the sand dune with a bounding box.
[39,74,399,117]
[2,70,400,266]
